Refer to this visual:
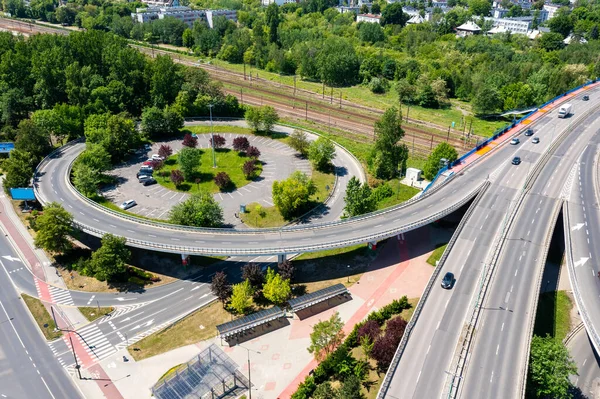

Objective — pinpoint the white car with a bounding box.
[120,200,137,210]
[151,154,164,161]
[510,138,520,145]
[138,175,153,182]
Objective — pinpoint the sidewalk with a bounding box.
[97,224,451,399]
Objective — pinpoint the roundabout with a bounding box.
[102,129,313,226]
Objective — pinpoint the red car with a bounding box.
[142,161,153,166]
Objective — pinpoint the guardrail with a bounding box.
[564,201,600,358]
[33,137,84,202]
[376,179,491,399]
[443,91,600,398]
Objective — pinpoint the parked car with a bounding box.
[140,166,153,173]
[120,200,137,210]
[151,154,164,161]
[138,175,153,182]
[142,161,153,166]
[441,272,454,289]
[532,137,540,144]
[583,95,590,101]
[142,178,157,186]
[512,156,521,165]
[510,138,520,145]
[524,128,534,136]
[137,170,153,178]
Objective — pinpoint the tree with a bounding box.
[232,136,250,152]
[209,134,226,149]
[178,147,201,181]
[261,106,278,134]
[472,85,502,115]
[371,2,381,14]
[357,319,381,343]
[359,21,385,44]
[278,259,296,282]
[317,37,360,87]
[182,133,198,148]
[15,119,51,161]
[242,160,258,179]
[308,312,345,361]
[538,32,566,51]
[3,149,35,189]
[360,4,369,14]
[368,107,407,180]
[85,234,130,281]
[78,145,111,172]
[211,271,232,307]
[170,169,185,187]
[33,202,73,253]
[169,192,223,227]
[371,315,406,371]
[140,106,165,139]
[337,375,365,399]
[247,146,261,159]
[469,0,491,16]
[265,3,281,44]
[245,106,262,132]
[289,130,310,157]
[72,163,100,197]
[150,55,183,108]
[263,267,291,305]
[381,3,406,26]
[423,143,458,180]
[548,8,574,38]
[272,171,317,219]
[344,177,376,217]
[229,279,254,314]
[241,263,265,289]
[84,113,139,163]
[214,171,231,190]
[308,137,336,171]
[313,382,337,399]
[529,335,577,399]
[158,145,173,160]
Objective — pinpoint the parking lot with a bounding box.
[100,133,311,227]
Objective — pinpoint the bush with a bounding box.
[369,77,389,94]
[370,183,393,203]
[232,136,250,152]
[291,376,317,399]
[127,276,148,286]
[209,134,226,149]
[371,334,396,371]
[247,146,261,158]
[242,160,257,179]
[357,319,381,342]
[385,315,407,343]
[170,169,184,186]
[214,172,231,190]
[158,144,173,159]
[182,133,198,148]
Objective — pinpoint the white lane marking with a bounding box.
[505,292,510,303]
[490,371,494,383]
[427,345,431,355]
[501,323,504,332]
[515,269,519,277]
[496,345,499,355]
[583,359,588,367]
[416,370,422,383]
[149,234,156,238]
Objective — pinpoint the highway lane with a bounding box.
[0,237,81,399]
[381,90,600,398]
[458,98,600,398]
[568,325,600,398]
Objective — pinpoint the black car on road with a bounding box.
[512,156,521,165]
[441,272,454,289]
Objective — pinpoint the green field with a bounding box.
[157,148,261,194]
[533,290,573,342]
[427,243,448,266]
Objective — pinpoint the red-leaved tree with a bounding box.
[158,144,173,159]
[214,172,231,190]
[150,159,163,170]
[170,169,184,187]
[182,134,198,148]
[242,160,256,179]
[370,315,407,371]
[232,136,250,152]
[357,320,381,343]
[209,134,226,149]
[247,146,261,159]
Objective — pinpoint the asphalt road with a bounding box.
[458,99,600,398]
[0,236,81,399]
[383,90,600,399]
[568,325,600,398]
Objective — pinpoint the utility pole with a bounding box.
[243,62,246,80]
[447,125,451,142]
[209,104,216,168]
[322,81,325,99]
[239,345,260,399]
[430,134,433,150]
[330,87,333,104]
[51,307,82,380]
[339,91,342,109]
[293,75,296,97]
[240,88,243,105]
[305,101,308,121]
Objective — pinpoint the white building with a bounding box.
[455,21,481,37]
[485,16,531,34]
[261,0,297,5]
[407,14,426,24]
[336,6,360,13]
[357,13,381,23]
[132,7,237,28]
[543,4,561,20]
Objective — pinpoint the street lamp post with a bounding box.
[51,306,82,380]
[347,265,351,283]
[209,104,216,168]
[239,345,261,399]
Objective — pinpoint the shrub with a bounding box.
[242,160,257,179]
[127,276,147,286]
[170,169,184,186]
[158,144,173,159]
[182,133,198,148]
[384,315,407,343]
[369,77,389,94]
[150,159,163,170]
[209,134,226,149]
[370,183,393,203]
[291,376,317,399]
[357,319,381,342]
[247,146,261,158]
[371,334,396,371]
[214,172,231,190]
[232,136,250,152]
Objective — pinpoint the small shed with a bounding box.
[406,168,422,182]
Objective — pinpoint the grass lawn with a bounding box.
[156,149,261,194]
[533,290,573,342]
[185,125,254,135]
[426,243,448,266]
[398,297,420,322]
[128,300,229,361]
[376,181,420,210]
[21,294,62,340]
[241,169,335,228]
[78,306,114,322]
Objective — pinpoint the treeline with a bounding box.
[7,0,600,116]
[0,29,242,191]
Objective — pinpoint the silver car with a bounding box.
[120,200,137,210]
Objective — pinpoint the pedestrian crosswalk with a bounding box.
[48,285,75,305]
[98,302,147,323]
[74,323,116,362]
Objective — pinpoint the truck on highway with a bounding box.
[558,103,572,118]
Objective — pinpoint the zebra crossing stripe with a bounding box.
[74,324,116,362]
[48,286,74,306]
